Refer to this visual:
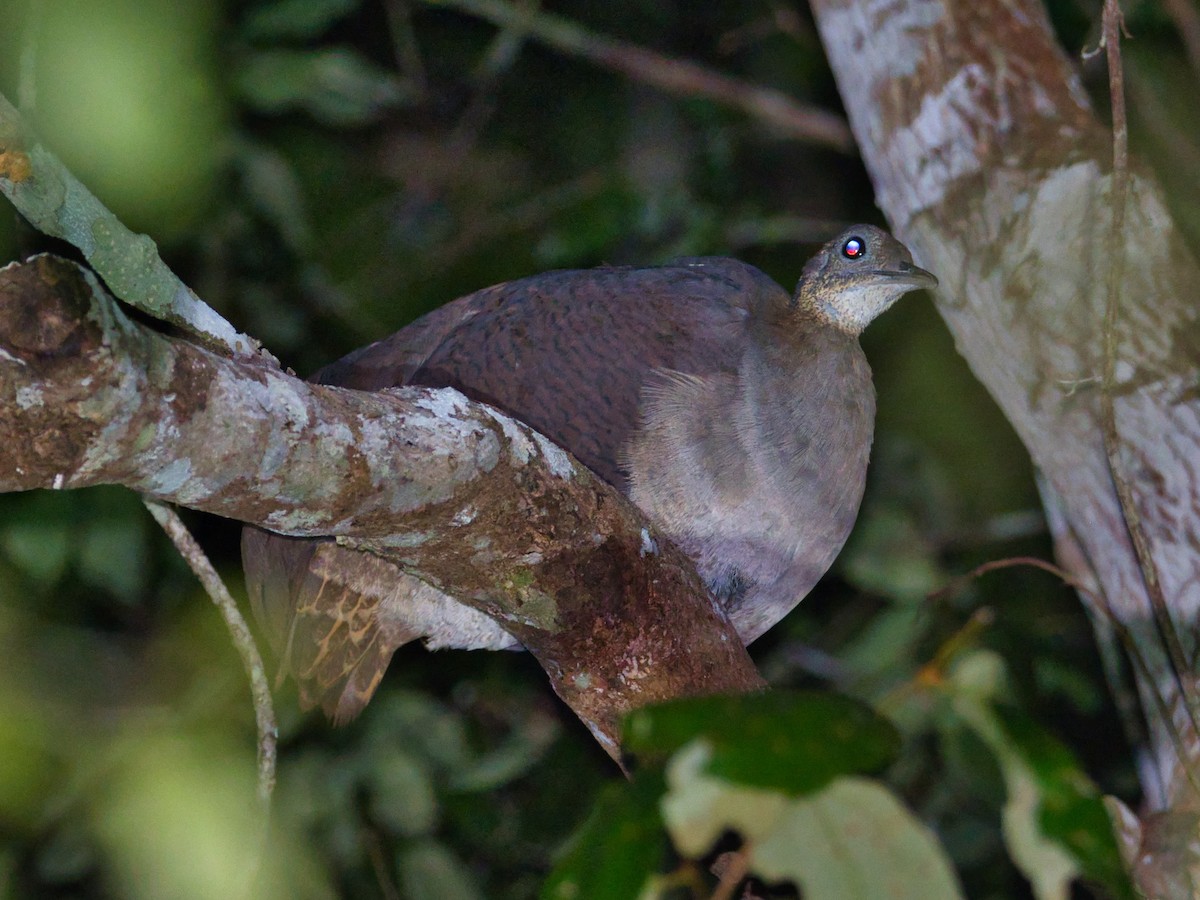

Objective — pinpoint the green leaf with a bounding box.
[398,840,485,900]
[948,650,1135,900]
[447,713,559,793]
[840,505,943,603]
[622,690,899,795]
[234,140,313,252]
[241,0,361,42]
[78,517,148,599]
[368,749,438,837]
[235,48,414,126]
[753,778,965,899]
[999,708,1135,900]
[363,691,472,773]
[541,773,666,900]
[661,748,964,900]
[2,522,70,586]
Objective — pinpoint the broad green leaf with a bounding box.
[662,747,963,900]
[623,690,899,794]
[398,840,485,900]
[447,713,559,793]
[998,709,1135,899]
[660,741,788,858]
[2,523,69,586]
[541,773,666,900]
[757,778,964,899]
[948,650,1135,900]
[840,506,943,603]
[368,750,437,837]
[234,140,314,252]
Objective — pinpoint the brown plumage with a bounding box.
[242,225,936,721]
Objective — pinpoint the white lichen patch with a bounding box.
[639,527,659,557]
[147,457,193,495]
[529,430,575,480]
[15,385,42,409]
[412,385,472,418]
[374,387,502,500]
[481,405,537,463]
[619,654,647,686]
[263,507,341,533]
[586,725,619,760]
[249,371,313,479]
[479,406,575,480]
[174,283,251,354]
[263,372,313,433]
[77,407,137,477]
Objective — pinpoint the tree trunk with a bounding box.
[809,0,1200,888]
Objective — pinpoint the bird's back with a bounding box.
[316,258,789,489]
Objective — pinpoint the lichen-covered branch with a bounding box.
[0,254,763,753]
[809,0,1200,811]
[0,91,260,357]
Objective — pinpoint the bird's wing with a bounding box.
[243,258,789,719]
[241,528,422,723]
[318,257,787,488]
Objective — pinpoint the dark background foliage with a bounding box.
[1,0,1197,896]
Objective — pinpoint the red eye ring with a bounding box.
[842,237,866,259]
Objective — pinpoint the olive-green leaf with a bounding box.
[623,690,899,794]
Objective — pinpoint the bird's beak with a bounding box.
[878,260,938,289]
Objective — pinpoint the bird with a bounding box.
[242,225,937,722]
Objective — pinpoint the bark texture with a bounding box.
[0,255,764,756]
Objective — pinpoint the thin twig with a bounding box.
[1098,0,1200,771]
[142,499,278,811]
[422,0,854,152]
[928,555,1096,604]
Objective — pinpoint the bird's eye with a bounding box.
[842,237,866,260]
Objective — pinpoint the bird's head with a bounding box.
[793,225,937,335]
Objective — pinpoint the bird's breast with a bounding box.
[624,337,875,638]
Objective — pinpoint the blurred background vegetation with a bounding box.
[1,0,1198,896]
